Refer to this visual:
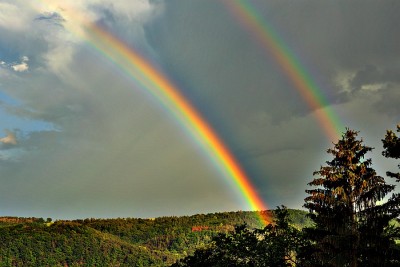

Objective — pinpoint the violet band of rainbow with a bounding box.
[36,0,271,225]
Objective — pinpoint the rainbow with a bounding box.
[223,0,343,141]
[36,1,270,224]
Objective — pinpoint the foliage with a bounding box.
[0,221,158,267]
[0,209,311,266]
[380,124,400,265]
[382,124,400,181]
[382,124,400,219]
[0,210,297,266]
[303,129,398,266]
[77,210,268,259]
[171,206,310,267]
[2,127,400,266]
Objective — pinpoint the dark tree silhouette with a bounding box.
[381,124,400,265]
[382,124,400,182]
[304,129,395,267]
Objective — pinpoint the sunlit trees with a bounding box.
[172,206,310,267]
[259,206,311,267]
[304,129,395,266]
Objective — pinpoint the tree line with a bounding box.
[0,124,398,266]
[0,208,296,266]
[173,125,400,267]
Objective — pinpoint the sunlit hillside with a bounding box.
[0,209,311,266]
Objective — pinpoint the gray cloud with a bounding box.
[0,39,243,219]
[144,0,400,208]
[349,65,400,92]
[373,84,400,117]
[0,0,399,219]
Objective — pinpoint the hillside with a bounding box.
[0,209,312,266]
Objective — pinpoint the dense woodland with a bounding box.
[0,209,310,266]
[174,126,400,266]
[0,125,399,266]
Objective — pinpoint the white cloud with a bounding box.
[42,45,74,78]
[0,57,29,73]
[35,0,158,21]
[10,56,30,72]
[26,0,161,79]
[0,0,161,79]
[96,0,162,21]
[0,2,22,28]
[32,0,159,32]
[360,83,386,92]
[11,62,29,72]
[0,131,17,145]
[0,1,36,31]
[334,70,355,93]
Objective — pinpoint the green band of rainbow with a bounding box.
[223,0,344,141]
[36,1,270,225]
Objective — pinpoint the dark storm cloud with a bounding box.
[144,0,400,209]
[146,0,310,125]
[349,65,400,91]
[0,0,399,218]
[0,37,243,219]
[373,85,400,117]
[147,0,400,113]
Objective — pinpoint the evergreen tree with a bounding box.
[304,129,395,267]
[381,124,400,265]
[382,124,400,218]
[382,124,400,182]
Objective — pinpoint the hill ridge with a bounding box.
[0,209,312,266]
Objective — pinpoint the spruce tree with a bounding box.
[304,129,394,267]
[382,124,400,182]
[381,124,400,221]
[381,124,400,265]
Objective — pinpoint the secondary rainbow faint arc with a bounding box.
[223,0,343,141]
[36,1,269,223]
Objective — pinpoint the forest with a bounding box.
[0,125,399,267]
[0,209,310,266]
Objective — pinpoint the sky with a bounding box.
[0,0,399,220]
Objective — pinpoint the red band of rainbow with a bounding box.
[36,1,271,225]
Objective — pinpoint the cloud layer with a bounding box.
[0,0,399,219]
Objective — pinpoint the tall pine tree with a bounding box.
[381,124,400,265]
[304,129,394,267]
[382,124,400,182]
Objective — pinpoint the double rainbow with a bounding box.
[36,1,270,224]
